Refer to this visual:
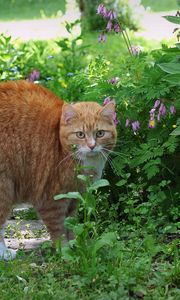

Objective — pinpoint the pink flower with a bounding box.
[159,103,166,116]
[107,10,116,20]
[114,23,121,33]
[154,99,160,109]
[99,32,106,43]
[108,77,119,85]
[113,112,119,126]
[97,4,105,15]
[157,113,161,122]
[132,121,140,132]
[125,119,130,127]
[106,20,113,32]
[170,105,176,115]
[130,45,141,56]
[28,70,40,82]
[97,4,108,18]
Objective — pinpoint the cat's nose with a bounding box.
[88,145,95,150]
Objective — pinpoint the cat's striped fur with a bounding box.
[0,80,117,260]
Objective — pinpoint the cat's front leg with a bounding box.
[0,227,17,261]
[37,199,71,246]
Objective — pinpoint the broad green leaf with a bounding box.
[170,125,180,136]
[54,192,84,202]
[73,224,84,235]
[164,74,180,85]
[77,174,88,182]
[163,16,180,24]
[116,179,127,187]
[64,217,77,230]
[176,43,180,49]
[87,179,109,192]
[158,63,180,74]
[61,246,76,261]
[93,232,117,254]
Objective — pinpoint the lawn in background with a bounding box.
[141,0,179,12]
[0,0,66,21]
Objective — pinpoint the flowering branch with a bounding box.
[97,3,133,56]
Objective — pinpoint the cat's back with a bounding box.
[0,80,63,130]
[0,81,64,178]
[0,80,62,114]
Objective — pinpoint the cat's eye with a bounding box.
[76,131,85,139]
[96,130,105,138]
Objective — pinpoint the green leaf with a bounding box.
[93,232,117,254]
[146,166,160,180]
[77,174,88,182]
[163,74,180,85]
[158,63,180,74]
[116,179,127,187]
[61,246,76,261]
[87,179,109,192]
[170,125,180,136]
[54,192,84,202]
[64,217,77,230]
[163,16,180,24]
[73,224,84,235]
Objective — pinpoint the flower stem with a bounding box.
[124,29,132,52]
[121,30,132,55]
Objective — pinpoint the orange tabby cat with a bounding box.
[0,80,117,260]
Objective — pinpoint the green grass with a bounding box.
[0,227,179,300]
[0,0,66,21]
[141,0,179,12]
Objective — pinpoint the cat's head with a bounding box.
[60,101,117,160]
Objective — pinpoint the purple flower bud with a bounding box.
[125,119,130,127]
[97,4,108,18]
[154,99,160,109]
[113,112,119,126]
[132,121,140,132]
[28,70,40,82]
[108,77,119,85]
[159,103,166,116]
[170,105,176,115]
[107,10,116,20]
[103,97,111,106]
[97,4,105,15]
[99,32,106,43]
[149,108,155,115]
[114,23,121,33]
[130,45,141,56]
[106,20,113,32]
[157,113,161,122]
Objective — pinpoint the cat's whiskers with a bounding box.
[102,146,129,158]
[100,150,119,176]
[57,152,75,168]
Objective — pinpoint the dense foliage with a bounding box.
[0,4,179,299]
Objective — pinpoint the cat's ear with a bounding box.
[62,104,77,124]
[101,100,116,118]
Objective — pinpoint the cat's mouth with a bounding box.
[77,148,101,159]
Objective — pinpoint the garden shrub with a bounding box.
[0,6,179,299]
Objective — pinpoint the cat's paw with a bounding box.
[0,248,17,261]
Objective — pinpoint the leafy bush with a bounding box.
[0,7,179,299]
